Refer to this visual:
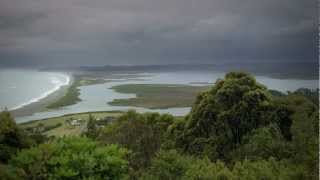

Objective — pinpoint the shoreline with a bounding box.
[12,71,317,123]
[11,74,74,117]
[11,74,113,119]
[11,73,71,110]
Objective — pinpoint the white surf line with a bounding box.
[10,73,71,110]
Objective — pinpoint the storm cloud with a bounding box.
[0,0,317,67]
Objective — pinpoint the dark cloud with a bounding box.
[0,0,317,67]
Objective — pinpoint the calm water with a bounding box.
[14,71,318,123]
[0,69,70,110]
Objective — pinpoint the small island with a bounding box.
[109,84,211,109]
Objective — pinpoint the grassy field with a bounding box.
[109,84,211,109]
[19,110,185,137]
[20,111,123,137]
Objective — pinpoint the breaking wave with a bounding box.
[11,74,70,110]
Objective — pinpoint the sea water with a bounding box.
[0,69,70,110]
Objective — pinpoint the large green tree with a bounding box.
[0,111,30,163]
[177,72,278,160]
[85,114,99,139]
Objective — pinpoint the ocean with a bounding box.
[0,69,70,111]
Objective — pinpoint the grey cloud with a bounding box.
[0,0,317,67]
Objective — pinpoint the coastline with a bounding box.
[11,71,318,123]
[11,74,111,119]
[11,74,73,117]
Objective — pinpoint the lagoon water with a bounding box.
[7,70,318,123]
[0,69,70,110]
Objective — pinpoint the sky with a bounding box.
[0,0,318,67]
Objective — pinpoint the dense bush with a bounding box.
[175,72,279,160]
[231,125,292,161]
[0,111,31,163]
[167,72,318,179]
[85,114,100,139]
[142,150,302,180]
[99,111,174,177]
[7,137,129,180]
[288,95,319,179]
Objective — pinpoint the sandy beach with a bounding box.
[11,75,74,117]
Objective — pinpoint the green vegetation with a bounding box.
[0,111,32,163]
[177,72,277,160]
[1,72,318,179]
[109,84,210,109]
[24,122,62,134]
[47,76,107,109]
[99,111,175,177]
[20,111,122,137]
[8,137,128,180]
[141,150,300,180]
[78,77,108,86]
[165,72,318,179]
[46,77,82,109]
[85,114,99,139]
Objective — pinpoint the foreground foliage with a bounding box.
[0,111,32,163]
[142,150,303,180]
[99,111,174,177]
[4,137,129,180]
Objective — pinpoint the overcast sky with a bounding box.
[0,0,318,67]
